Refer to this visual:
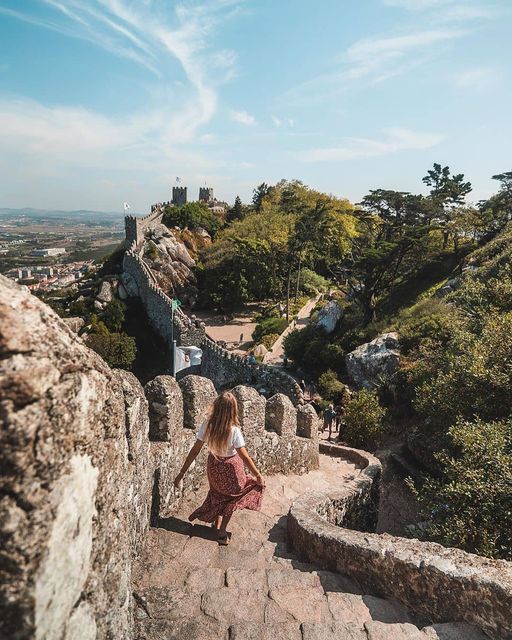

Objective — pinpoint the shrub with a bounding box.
[299,268,330,296]
[87,320,136,369]
[252,316,288,343]
[317,369,345,402]
[260,333,279,350]
[102,299,126,332]
[163,202,222,237]
[343,389,385,448]
[411,417,512,560]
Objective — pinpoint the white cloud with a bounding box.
[454,66,501,91]
[272,115,282,128]
[297,127,443,163]
[230,110,256,126]
[2,0,243,141]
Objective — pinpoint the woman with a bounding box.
[173,391,265,545]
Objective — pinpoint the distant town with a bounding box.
[3,259,96,292]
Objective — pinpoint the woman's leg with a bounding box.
[215,515,222,529]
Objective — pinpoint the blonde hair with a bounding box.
[204,391,239,456]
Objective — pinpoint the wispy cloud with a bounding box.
[1,0,243,140]
[454,66,501,91]
[230,109,256,126]
[297,127,443,163]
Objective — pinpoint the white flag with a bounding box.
[175,346,202,373]
[123,202,131,211]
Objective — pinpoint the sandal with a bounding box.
[217,532,231,546]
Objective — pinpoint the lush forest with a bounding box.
[167,167,512,561]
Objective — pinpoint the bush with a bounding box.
[102,299,126,332]
[260,333,279,350]
[87,321,136,369]
[343,389,385,448]
[163,202,222,237]
[252,316,288,343]
[299,268,330,296]
[411,417,512,560]
[317,369,345,402]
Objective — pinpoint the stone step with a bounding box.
[365,621,426,640]
[301,622,368,639]
[421,622,491,640]
[327,592,415,628]
[230,622,302,640]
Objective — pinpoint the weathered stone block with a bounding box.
[144,375,184,441]
[297,404,320,440]
[265,393,297,436]
[231,385,266,434]
[179,375,217,431]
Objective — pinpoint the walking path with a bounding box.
[264,294,322,364]
[132,453,482,640]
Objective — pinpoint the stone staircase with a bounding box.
[132,456,489,640]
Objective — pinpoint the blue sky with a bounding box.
[0,0,510,213]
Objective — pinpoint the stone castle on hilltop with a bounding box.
[161,183,229,215]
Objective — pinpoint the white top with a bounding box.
[196,421,245,457]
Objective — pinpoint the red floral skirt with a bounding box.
[189,453,264,523]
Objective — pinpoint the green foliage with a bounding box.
[298,268,330,296]
[412,418,512,560]
[102,299,126,332]
[145,240,158,261]
[260,333,279,350]
[396,298,458,354]
[87,321,136,369]
[226,195,248,223]
[69,297,94,319]
[98,244,125,276]
[163,201,222,237]
[343,389,385,448]
[415,311,512,432]
[252,316,288,343]
[317,369,345,402]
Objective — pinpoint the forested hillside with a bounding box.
[167,167,512,561]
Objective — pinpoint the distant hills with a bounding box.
[0,207,136,223]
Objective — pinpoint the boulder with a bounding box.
[435,277,460,299]
[62,317,85,334]
[346,332,400,390]
[97,281,113,303]
[314,300,343,334]
[117,283,128,300]
[253,344,268,358]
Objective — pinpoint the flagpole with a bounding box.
[172,340,177,377]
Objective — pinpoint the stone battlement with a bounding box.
[0,275,318,639]
[124,207,166,248]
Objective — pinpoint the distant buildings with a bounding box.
[31,247,66,257]
[3,260,94,291]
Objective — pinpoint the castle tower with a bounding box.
[172,186,187,206]
[199,186,214,203]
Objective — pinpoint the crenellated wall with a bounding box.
[124,208,166,247]
[122,210,305,405]
[0,276,318,639]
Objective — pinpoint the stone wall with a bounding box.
[122,211,305,405]
[0,275,318,638]
[124,208,165,248]
[288,444,512,640]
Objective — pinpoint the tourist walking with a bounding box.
[174,392,265,545]
[323,403,336,441]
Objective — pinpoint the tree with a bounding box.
[422,163,472,249]
[252,183,272,212]
[87,323,137,369]
[227,196,245,223]
[163,201,222,237]
[478,171,512,238]
[102,299,126,332]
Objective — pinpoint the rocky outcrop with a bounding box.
[314,300,343,333]
[345,332,400,390]
[143,223,198,304]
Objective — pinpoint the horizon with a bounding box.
[0,0,511,211]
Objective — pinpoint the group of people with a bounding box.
[321,403,343,441]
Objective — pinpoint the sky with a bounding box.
[0,0,510,213]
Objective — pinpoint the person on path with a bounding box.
[174,392,265,546]
[323,403,336,441]
[247,351,257,365]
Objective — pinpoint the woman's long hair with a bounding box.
[204,392,239,456]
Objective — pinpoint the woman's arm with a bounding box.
[237,447,265,486]
[173,439,204,487]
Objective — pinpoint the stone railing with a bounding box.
[0,275,319,639]
[288,443,512,639]
[122,211,305,405]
